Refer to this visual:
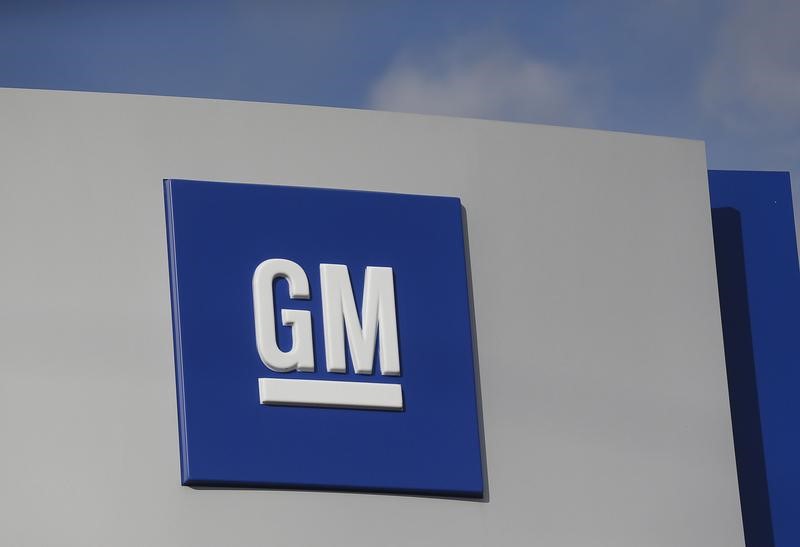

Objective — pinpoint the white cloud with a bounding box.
[367,35,601,128]
[701,0,800,137]
[699,0,800,241]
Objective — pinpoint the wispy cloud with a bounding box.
[700,0,800,169]
[367,35,603,128]
[367,8,798,192]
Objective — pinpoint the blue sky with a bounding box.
[1,0,797,184]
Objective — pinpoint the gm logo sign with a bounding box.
[254,259,403,410]
[164,179,483,496]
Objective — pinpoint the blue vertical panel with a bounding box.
[709,171,800,547]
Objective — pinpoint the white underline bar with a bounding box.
[258,378,403,410]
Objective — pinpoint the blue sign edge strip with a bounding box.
[163,179,191,485]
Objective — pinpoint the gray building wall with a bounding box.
[0,88,743,546]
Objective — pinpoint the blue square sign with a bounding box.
[164,179,483,497]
